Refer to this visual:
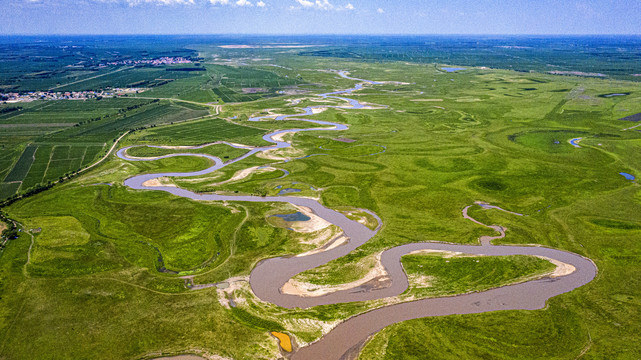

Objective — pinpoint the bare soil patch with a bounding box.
[288,205,331,233]
[282,252,387,297]
[537,256,576,277]
[142,177,176,188]
[242,88,267,94]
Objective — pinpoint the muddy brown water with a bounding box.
[118,73,597,360]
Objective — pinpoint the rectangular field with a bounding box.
[3,145,37,183]
[2,143,107,194]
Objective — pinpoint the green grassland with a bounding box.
[0,229,279,359]
[1,50,641,360]
[401,253,555,298]
[125,143,249,161]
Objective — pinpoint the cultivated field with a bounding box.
[0,98,210,200]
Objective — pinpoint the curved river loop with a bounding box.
[117,71,597,360]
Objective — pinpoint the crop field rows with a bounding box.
[0,98,153,125]
[35,103,211,146]
[207,65,302,103]
[2,144,37,184]
[137,74,220,103]
[0,98,211,200]
[1,143,106,194]
[130,63,304,104]
[212,64,300,88]
[55,67,201,92]
[0,67,127,93]
[125,116,266,146]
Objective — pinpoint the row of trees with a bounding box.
[0,106,22,114]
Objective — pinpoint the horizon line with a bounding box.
[1,33,641,37]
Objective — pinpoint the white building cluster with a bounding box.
[1,88,145,103]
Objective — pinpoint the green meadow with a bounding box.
[1,50,640,360]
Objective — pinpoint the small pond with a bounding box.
[598,93,630,98]
[441,67,466,72]
[619,172,635,180]
[278,188,302,195]
[272,212,311,222]
[569,138,582,148]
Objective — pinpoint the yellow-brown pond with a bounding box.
[271,332,292,352]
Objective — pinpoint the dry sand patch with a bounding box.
[142,177,176,187]
[288,205,331,233]
[209,166,277,187]
[537,256,576,277]
[296,234,348,258]
[282,252,387,297]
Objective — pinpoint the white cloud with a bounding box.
[123,0,195,5]
[24,0,267,7]
[293,0,355,11]
[315,0,333,10]
[209,0,255,6]
[295,0,314,7]
[377,7,384,13]
[94,0,347,10]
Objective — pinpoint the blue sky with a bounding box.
[2,0,640,35]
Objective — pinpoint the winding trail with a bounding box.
[117,70,597,360]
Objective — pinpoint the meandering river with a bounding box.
[118,71,597,360]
